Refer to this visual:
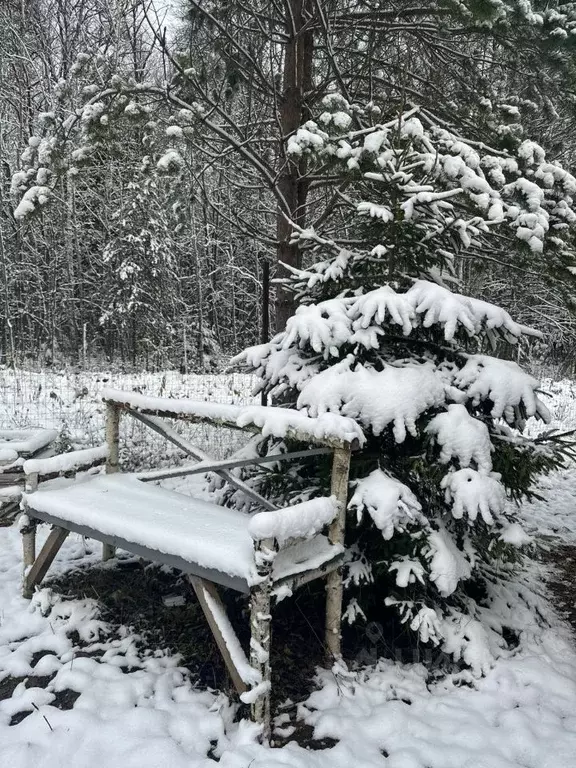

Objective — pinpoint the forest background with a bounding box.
[3,0,576,374]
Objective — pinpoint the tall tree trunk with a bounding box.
[275,0,314,333]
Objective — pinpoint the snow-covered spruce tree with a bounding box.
[99,173,181,366]
[233,99,576,672]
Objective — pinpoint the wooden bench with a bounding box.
[0,428,58,523]
[19,389,362,739]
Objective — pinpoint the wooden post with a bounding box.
[325,444,351,660]
[103,402,120,561]
[249,537,274,741]
[21,471,38,573]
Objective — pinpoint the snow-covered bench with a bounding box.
[0,428,58,522]
[19,389,360,739]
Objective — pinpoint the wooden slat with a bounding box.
[0,499,21,524]
[23,526,69,599]
[273,551,345,593]
[104,395,354,450]
[189,576,248,695]
[0,472,25,485]
[24,458,107,483]
[138,446,330,482]
[128,410,277,511]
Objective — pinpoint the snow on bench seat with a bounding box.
[23,474,342,593]
[0,428,58,459]
[102,387,364,448]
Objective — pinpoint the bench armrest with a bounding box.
[248,496,339,544]
[23,445,109,482]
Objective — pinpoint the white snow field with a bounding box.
[0,374,576,767]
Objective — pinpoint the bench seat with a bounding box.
[23,474,343,593]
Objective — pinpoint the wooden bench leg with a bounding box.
[247,538,274,742]
[23,527,69,599]
[103,402,119,563]
[325,566,343,658]
[325,445,351,659]
[22,525,36,569]
[249,577,272,741]
[189,576,248,695]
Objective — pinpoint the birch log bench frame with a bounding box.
[19,389,360,739]
[0,428,58,523]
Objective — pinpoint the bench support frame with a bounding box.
[20,393,354,742]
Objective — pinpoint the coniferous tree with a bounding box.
[234,99,576,671]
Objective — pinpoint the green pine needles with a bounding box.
[233,97,576,673]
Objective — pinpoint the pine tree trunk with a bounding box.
[275,0,313,333]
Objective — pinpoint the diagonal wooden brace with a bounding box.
[128,410,277,511]
[23,526,69,599]
[189,576,249,695]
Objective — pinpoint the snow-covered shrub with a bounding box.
[234,99,576,671]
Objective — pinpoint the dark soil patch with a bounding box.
[0,675,26,700]
[273,722,338,750]
[546,544,576,635]
[44,557,428,724]
[9,710,32,726]
[47,559,329,710]
[2,554,434,749]
[0,554,453,747]
[1,670,80,727]
[52,687,80,710]
[23,674,52,689]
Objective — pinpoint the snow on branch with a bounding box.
[237,280,537,384]
[349,286,415,339]
[405,281,539,342]
[13,185,52,219]
[287,103,576,272]
[441,469,506,525]
[296,358,446,442]
[282,299,353,357]
[426,527,473,597]
[237,345,320,397]
[454,356,551,424]
[426,404,493,473]
[349,469,426,540]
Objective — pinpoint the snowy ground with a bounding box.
[1,374,576,766]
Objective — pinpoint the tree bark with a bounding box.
[275,0,314,333]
